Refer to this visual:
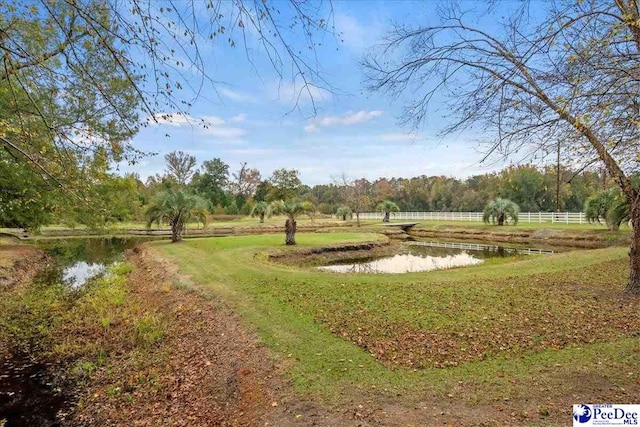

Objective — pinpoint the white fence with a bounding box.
[358,211,588,224]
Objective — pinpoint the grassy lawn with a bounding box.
[152,232,640,413]
[3,214,624,236]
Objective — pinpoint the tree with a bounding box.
[0,148,56,231]
[231,163,262,199]
[63,173,143,228]
[337,175,371,227]
[0,1,143,221]
[483,198,520,226]
[608,199,631,231]
[366,2,640,292]
[267,200,313,245]
[371,179,395,203]
[585,188,630,230]
[145,190,208,242]
[2,0,334,228]
[336,206,352,221]
[254,181,272,202]
[499,166,546,212]
[376,200,399,223]
[165,151,197,185]
[191,158,230,208]
[268,169,302,201]
[2,0,332,176]
[250,201,269,223]
[585,188,620,229]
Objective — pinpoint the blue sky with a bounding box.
[118,1,513,185]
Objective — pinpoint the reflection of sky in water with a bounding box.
[318,253,483,274]
[62,262,106,288]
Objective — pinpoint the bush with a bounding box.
[317,203,334,215]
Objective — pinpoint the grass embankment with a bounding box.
[154,233,640,422]
[396,220,629,248]
[0,255,166,412]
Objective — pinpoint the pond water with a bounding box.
[317,240,556,274]
[0,237,146,427]
[35,237,147,288]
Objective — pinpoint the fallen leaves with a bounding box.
[286,258,639,369]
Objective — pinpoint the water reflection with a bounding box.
[318,239,555,274]
[33,237,144,289]
[318,252,483,274]
[408,240,555,255]
[61,261,106,289]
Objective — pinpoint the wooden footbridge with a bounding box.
[382,222,419,232]
[0,230,29,241]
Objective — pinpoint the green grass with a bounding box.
[2,213,623,236]
[153,233,640,406]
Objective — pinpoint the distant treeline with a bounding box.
[138,158,607,217]
[0,147,611,231]
[301,165,604,214]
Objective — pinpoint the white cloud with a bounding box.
[200,115,226,126]
[147,112,246,139]
[201,126,247,139]
[272,81,332,105]
[334,13,382,52]
[219,88,256,103]
[230,113,247,123]
[149,112,199,127]
[304,110,383,132]
[226,148,276,155]
[379,132,422,142]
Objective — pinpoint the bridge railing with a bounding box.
[358,211,589,224]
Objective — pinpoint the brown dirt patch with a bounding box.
[410,227,629,248]
[0,244,49,290]
[269,240,392,266]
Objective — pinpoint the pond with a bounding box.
[0,237,148,427]
[34,236,150,288]
[317,240,558,274]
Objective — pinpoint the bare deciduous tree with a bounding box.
[365,1,640,293]
[336,173,371,227]
[164,151,197,185]
[231,162,262,198]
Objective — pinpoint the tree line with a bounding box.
[1,146,614,231]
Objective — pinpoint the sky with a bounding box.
[117,1,516,185]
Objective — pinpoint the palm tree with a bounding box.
[482,198,520,225]
[250,201,268,223]
[376,200,399,222]
[607,198,630,230]
[584,188,621,229]
[146,190,208,242]
[267,200,313,245]
[335,206,352,221]
[584,188,631,230]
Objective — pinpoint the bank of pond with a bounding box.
[0,234,620,425]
